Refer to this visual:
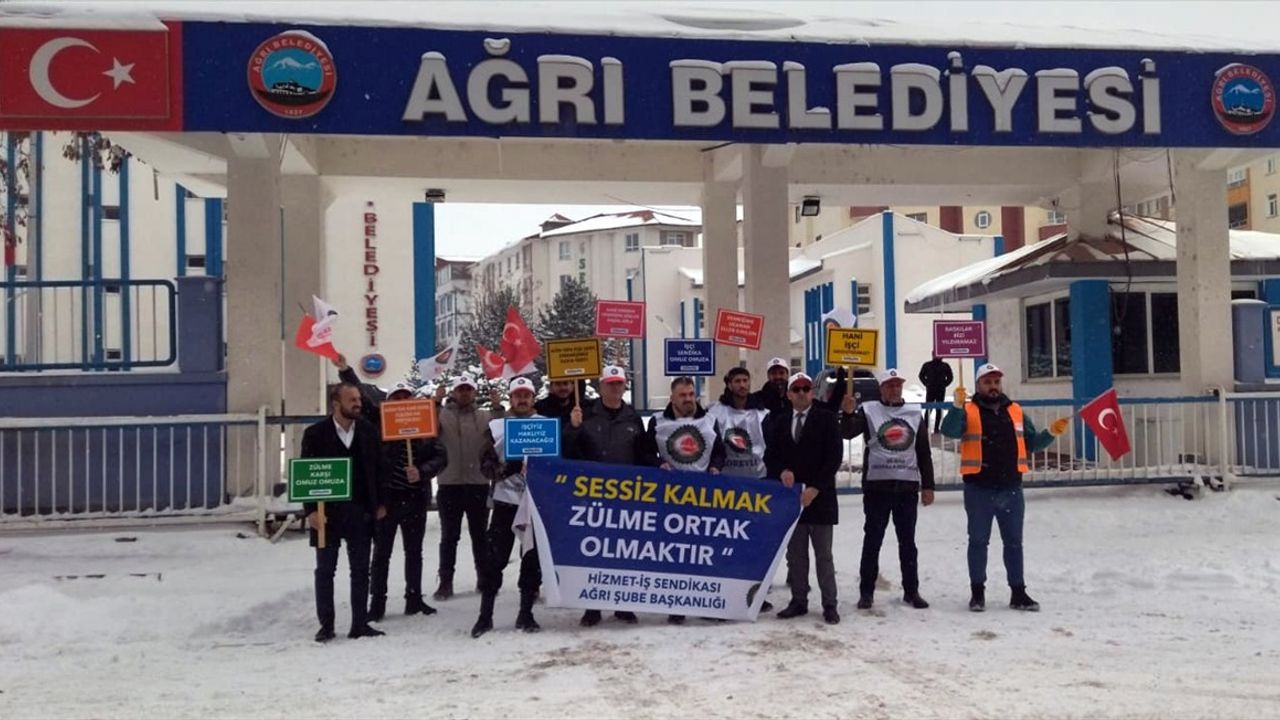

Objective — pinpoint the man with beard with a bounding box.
[839,368,934,611]
[534,379,591,421]
[565,365,661,626]
[472,377,546,638]
[647,376,727,624]
[940,363,1067,612]
[749,357,791,416]
[301,382,389,642]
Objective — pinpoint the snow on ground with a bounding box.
[2,484,1279,719]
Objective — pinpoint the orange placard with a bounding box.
[380,398,438,440]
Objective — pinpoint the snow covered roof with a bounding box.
[540,210,700,238]
[905,214,1280,312]
[1,1,1274,53]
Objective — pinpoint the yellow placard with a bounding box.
[546,337,603,380]
[825,327,879,367]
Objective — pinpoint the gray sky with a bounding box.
[428,0,1268,258]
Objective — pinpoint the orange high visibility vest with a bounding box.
[960,402,1029,475]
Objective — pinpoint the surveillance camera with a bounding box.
[424,188,446,203]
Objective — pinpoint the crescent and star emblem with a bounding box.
[29,37,136,109]
[1097,408,1119,434]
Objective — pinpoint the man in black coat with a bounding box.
[301,382,389,642]
[749,356,791,417]
[918,356,954,433]
[534,378,592,421]
[763,372,843,624]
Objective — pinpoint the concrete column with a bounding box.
[1172,151,1232,394]
[741,145,790,368]
[1074,180,1113,239]
[1069,279,1113,461]
[225,145,283,414]
[701,155,738,401]
[282,175,327,416]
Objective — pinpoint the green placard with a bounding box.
[288,458,352,502]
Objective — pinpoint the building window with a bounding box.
[1268,158,1277,175]
[974,210,992,229]
[660,231,693,247]
[1047,209,1067,225]
[514,254,520,270]
[1228,203,1249,229]
[855,284,872,316]
[559,241,570,260]
[905,212,928,223]
[1150,293,1180,373]
[102,205,121,221]
[1269,194,1278,218]
[560,274,572,289]
[1228,168,1247,187]
[1023,297,1072,379]
[625,232,640,252]
[1109,290,1180,375]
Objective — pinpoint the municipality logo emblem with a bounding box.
[666,426,707,464]
[1212,63,1275,136]
[877,418,916,452]
[723,427,752,455]
[248,30,337,119]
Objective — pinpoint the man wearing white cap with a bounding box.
[566,364,661,626]
[940,363,1068,612]
[750,357,792,416]
[839,368,934,611]
[432,374,504,601]
[764,371,843,624]
[471,377,545,638]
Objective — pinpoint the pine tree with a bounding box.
[536,278,629,373]
[457,285,522,370]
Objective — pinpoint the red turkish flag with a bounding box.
[499,306,541,372]
[294,315,339,361]
[477,344,507,380]
[1079,388,1131,461]
[0,25,183,130]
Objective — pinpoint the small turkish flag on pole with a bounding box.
[1079,388,1131,461]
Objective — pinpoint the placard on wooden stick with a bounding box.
[546,337,603,381]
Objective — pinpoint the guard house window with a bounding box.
[1109,290,1180,375]
[856,284,873,316]
[1228,203,1249,229]
[974,210,992,230]
[660,231,693,247]
[905,212,928,223]
[625,232,640,252]
[1228,168,1247,188]
[559,241,571,260]
[1023,297,1071,379]
[1047,209,1067,225]
[102,205,121,220]
[1269,194,1278,218]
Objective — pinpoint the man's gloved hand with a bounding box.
[953,387,968,408]
[1050,417,1071,436]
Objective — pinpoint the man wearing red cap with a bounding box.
[941,363,1068,612]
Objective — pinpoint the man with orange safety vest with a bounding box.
[940,363,1068,613]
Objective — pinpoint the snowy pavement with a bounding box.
[2,484,1279,719]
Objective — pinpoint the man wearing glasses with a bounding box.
[763,372,843,624]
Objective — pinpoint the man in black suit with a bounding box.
[763,372,844,625]
[302,382,389,643]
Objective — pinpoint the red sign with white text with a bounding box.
[595,300,646,338]
[713,309,765,350]
[0,25,183,130]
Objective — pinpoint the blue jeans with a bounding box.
[963,484,1025,588]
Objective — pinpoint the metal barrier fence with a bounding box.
[2,393,1277,530]
[0,278,177,371]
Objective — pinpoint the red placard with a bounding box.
[933,320,987,358]
[0,24,183,130]
[595,300,646,338]
[713,309,765,350]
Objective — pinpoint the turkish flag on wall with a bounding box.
[0,25,183,130]
[499,306,541,372]
[1079,388,1132,461]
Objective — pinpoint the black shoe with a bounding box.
[823,606,841,624]
[470,615,493,638]
[368,596,386,623]
[405,595,438,616]
[433,579,454,601]
[614,611,639,624]
[856,593,873,610]
[314,627,335,643]
[776,603,808,619]
[347,624,386,639]
[761,600,774,612]
[1010,586,1041,612]
[903,592,930,609]
[667,614,686,625]
[580,610,602,627]
[515,610,541,633]
[969,584,985,613]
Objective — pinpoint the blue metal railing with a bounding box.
[0,278,177,372]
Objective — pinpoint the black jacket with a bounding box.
[564,401,660,467]
[535,391,595,423]
[645,403,727,472]
[763,405,843,525]
[918,359,953,391]
[749,381,789,417]
[839,402,935,491]
[339,366,447,497]
[300,416,387,544]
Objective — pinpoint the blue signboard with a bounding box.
[504,417,561,457]
[175,22,1280,147]
[665,338,715,376]
[525,457,802,620]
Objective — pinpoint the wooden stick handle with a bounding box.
[574,382,580,408]
[846,366,854,394]
[405,439,414,466]
[316,500,327,549]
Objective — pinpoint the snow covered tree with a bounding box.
[456,285,523,371]
[536,278,629,373]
